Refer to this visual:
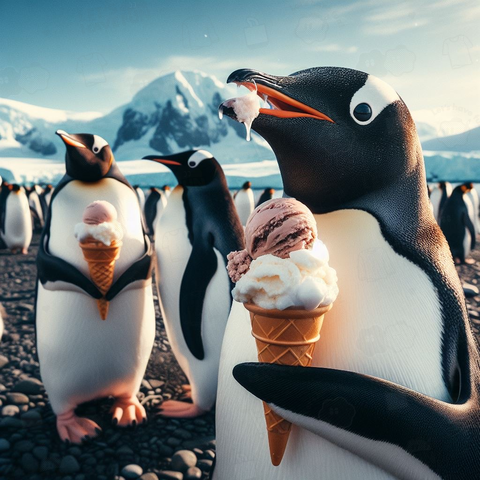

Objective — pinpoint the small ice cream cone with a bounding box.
[79,239,122,320]
[244,302,332,466]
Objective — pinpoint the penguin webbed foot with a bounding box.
[157,400,206,418]
[110,395,146,427]
[56,410,101,444]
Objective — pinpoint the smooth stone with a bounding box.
[140,474,159,480]
[13,378,43,395]
[59,455,81,474]
[33,446,48,460]
[171,450,197,472]
[6,392,29,405]
[0,439,10,451]
[2,405,20,416]
[14,440,35,452]
[196,459,213,471]
[0,356,9,369]
[158,471,183,480]
[166,437,181,447]
[20,410,41,421]
[116,445,134,455]
[0,417,23,428]
[463,283,479,298]
[21,452,39,473]
[148,380,165,389]
[184,467,202,480]
[121,464,143,479]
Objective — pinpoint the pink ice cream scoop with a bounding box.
[82,200,118,225]
[245,198,317,259]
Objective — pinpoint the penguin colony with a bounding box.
[0,66,478,480]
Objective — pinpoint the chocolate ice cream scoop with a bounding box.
[245,198,317,259]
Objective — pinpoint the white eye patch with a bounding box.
[92,135,109,154]
[350,75,400,125]
[188,149,213,168]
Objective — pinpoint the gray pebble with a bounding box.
[13,378,43,395]
[140,474,159,480]
[21,452,39,473]
[148,380,165,389]
[197,459,213,471]
[2,404,19,416]
[116,445,135,455]
[158,471,183,480]
[0,438,10,451]
[171,450,197,472]
[463,283,479,298]
[33,446,49,460]
[13,440,35,452]
[184,467,202,480]
[20,409,41,421]
[6,392,29,405]
[0,356,9,369]
[0,417,23,428]
[121,464,143,479]
[59,455,81,474]
[166,437,182,447]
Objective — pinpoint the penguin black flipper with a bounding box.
[37,233,102,299]
[179,234,218,360]
[233,355,480,480]
[106,235,154,300]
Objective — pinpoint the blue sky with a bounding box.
[0,0,479,131]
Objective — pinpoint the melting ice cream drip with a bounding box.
[220,83,262,141]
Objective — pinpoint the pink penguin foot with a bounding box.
[56,410,101,444]
[181,384,192,399]
[111,395,146,427]
[21,248,28,255]
[157,400,206,418]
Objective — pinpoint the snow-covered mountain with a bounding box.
[0,71,273,163]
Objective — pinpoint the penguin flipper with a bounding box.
[179,235,218,360]
[37,235,102,298]
[106,235,154,300]
[233,363,480,479]
[464,212,476,249]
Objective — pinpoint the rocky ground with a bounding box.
[1,235,480,480]
[0,234,215,480]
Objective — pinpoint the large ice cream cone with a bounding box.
[79,239,122,320]
[244,302,332,466]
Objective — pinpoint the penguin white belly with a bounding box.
[2,193,32,250]
[234,190,254,225]
[429,189,441,222]
[215,209,448,480]
[36,179,155,414]
[155,187,231,411]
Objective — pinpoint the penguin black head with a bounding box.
[56,130,113,182]
[162,185,171,192]
[221,67,422,213]
[143,150,221,187]
[241,181,252,190]
[461,182,474,193]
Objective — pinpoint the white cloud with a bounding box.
[310,43,358,53]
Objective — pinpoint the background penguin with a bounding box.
[142,149,244,417]
[0,183,32,254]
[430,181,452,223]
[216,67,480,479]
[143,187,167,236]
[233,180,254,225]
[255,187,275,207]
[465,181,480,234]
[440,183,476,264]
[162,185,172,198]
[134,185,146,212]
[39,184,54,220]
[27,185,45,232]
[35,130,155,443]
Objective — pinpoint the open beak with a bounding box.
[56,130,86,149]
[223,69,334,123]
[142,155,181,166]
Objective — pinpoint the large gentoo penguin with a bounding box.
[142,149,244,417]
[255,187,275,207]
[144,187,167,236]
[215,67,480,479]
[430,181,452,222]
[0,183,32,254]
[440,184,476,264]
[233,181,254,225]
[36,130,155,443]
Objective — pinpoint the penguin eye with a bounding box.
[188,161,197,168]
[353,103,372,122]
[187,150,213,169]
[93,147,99,153]
[92,135,109,155]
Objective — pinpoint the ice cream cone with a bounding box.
[244,302,332,466]
[79,239,122,320]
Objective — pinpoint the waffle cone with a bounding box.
[244,302,332,466]
[79,239,122,320]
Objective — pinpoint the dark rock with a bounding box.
[0,417,23,428]
[13,378,43,395]
[0,439,10,451]
[33,446,48,460]
[59,455,81,474]
[121,464,143,478]
[39,459,56,473]
[166,437,181,447]
[196,459,213,471]
[20,409,41,421]
[21,452,39,473]
[184,467,202,480]
[116,445,134,455]
[171,450,197,472]
[13,440,34,452]
[463,283,479,298]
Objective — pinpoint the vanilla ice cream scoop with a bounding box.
[74,201,123,246]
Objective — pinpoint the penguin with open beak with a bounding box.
[215,67,480,479]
